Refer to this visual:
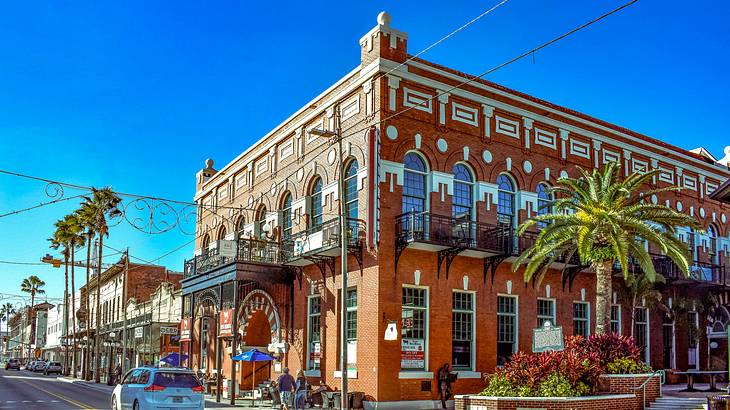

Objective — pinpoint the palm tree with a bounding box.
[80,187,122,383]
[616,273,665,337]
[0,302,16,337]
[50,220,71,374]
[20,275,45,349]
[513,162,700,335]
[75,201,97,380]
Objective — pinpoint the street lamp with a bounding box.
[107,332,117,385]
[310,108,349,410]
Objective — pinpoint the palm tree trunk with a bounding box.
[94,235,103,384]
[594,260,613,335]
[63,254,69,376]
[84,233,92,380]
[71,248,77,379]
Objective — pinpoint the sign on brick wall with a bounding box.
[219,308,233,337]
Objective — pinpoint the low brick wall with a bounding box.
[455,394,637,410]
[598,373,661,408]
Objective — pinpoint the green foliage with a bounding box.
[606,357,652,374]
[537,373,587,397]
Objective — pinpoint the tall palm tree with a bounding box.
[513,162,699,335]
[76,202,97,380]
[50,220,71,374]
[81,187,122,383]
[20,275,45,350]
[616,273,665,337]
[0,303,16,340]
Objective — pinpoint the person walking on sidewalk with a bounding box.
[437,363,456,409]
[277,367,295,410]
[293,370,308,410]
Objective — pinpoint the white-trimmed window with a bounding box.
[497,295,518,365]
[401,287,428,371]
[688,311,699,370]
[200,318,208,370]
[537,298,556,327]
[346,288,357,342]
[611,305,622,334]
[536,183,553,229]
[452,164,474,220]
[402,152,428,214]
[281,192,292,241]
[452,291,475,370]
[634,307,649,362]
[496,174,516,227]
[307,296,321,371]
[573,302,590,337]
[309,177,323,229]
[662,315,675,369]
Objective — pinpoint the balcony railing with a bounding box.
[395,211,512,254]
[613,253,726,286]
[285,217,366,260]
[184,237,285,277]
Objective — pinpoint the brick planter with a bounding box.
[456,373,661,410]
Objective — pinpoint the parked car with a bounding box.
[25,361,36,371]
[5,359,20,370]
[111,367,204,410]
[33,361,47,372]
[43,361,63,375]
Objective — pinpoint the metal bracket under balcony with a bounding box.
[484,254,509,285]
[437,247,466,279]
[561,264,590,292]
[300,254,336,279]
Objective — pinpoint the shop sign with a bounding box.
[180,318,191,341]
[219,309,233,337]
[532,321,564,353]
[160,326,178,335]
[134,327,144,339]
[401,338,425,369]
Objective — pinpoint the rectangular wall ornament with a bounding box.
[532,321,564,353]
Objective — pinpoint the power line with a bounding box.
[337,0,641,142]
[0,195,84,219]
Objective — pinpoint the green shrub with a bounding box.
[605,357,652,374]
[537,373,580,397]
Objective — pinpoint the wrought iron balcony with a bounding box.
[395,211,512,281]
[613,253,726,286]
[184,237,285,278]
[283,217,366,276]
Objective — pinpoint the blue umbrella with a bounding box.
[232,348,275,394]
[160,352,188,366]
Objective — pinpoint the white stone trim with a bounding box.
[340,94,361,121]
[495,115,519,139]
[398,371,434,379]
[403,87,433,113]
[534,127,557,149]
[333,369,358,379]
[569,139,591,159]
[452,102,479,126]
[453,370,481,379]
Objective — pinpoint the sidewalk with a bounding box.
[58,376,116,393]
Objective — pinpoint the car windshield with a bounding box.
[153,372,201,388]
[51,362,61,366]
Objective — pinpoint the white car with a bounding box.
[33,361,47,372]
[111,367,204,410]
[43,361,63,375]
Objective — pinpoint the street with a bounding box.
[0,368,109,409]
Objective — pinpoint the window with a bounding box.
[402,287,428,371]
[497,174,516,227]
[217,226,226,240]
[611,305,621,334]
[309,177,323,229]
[201,234,211,252]
[235,216,246,234]
[452,164,473,220]
[345,288,357,342]
[281,192,292,241]
[573,302,590,337]
[344,161,359,223]
[402,153,427,214]
[307,296,321,371]
[497,295,517,365]
[256,205,267,240]
[537,298,556,328]
[688,311,699,369]
[634,307,649,362]
[708,225,718,264]
[452,292,474,370]
[662,316,675,369]
[536,183,552,229]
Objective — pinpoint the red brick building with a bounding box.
[181,12,730,408]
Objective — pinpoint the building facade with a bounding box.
[181,12,730,407]
[43,303,67,362]
[125,282,182,368]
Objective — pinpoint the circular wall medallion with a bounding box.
[699,207,706,218]
[386,125,398,140]
[722,214,727,224]
[437,138,448,153]
[327,149,337,165]
[523,160,533,174]
[482,150,493,164]
[296,168,304,182]
[651,194,658,205]
[560,170,569,179]
[676,201,683,212]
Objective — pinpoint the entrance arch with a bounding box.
[237,289,282,345]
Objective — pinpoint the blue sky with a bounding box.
[0,0,728,306]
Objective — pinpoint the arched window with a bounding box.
[201,234,211,255]
[256,205,267,240]
[281,192,292,241]
[402,152,428,214]
[345,160,359,221]
[536,183,553,229]
[235,216,246,234]
[309,177,323,229]
[497,174,516,227]
[217,226,227,241]
[708,225,718,264]
[452,164,474,220]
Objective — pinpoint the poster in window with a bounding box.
[218,309,233,337]
[310,342,321,364]
[180,318,191,341]
[401,338,425,369]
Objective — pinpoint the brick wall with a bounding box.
[455,394,640,410]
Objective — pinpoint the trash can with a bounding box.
[707,395,730,410]
[332,392,341,408]
[350,391,365,409]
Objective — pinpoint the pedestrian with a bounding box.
[114,364,122,385]
[293,370,308,410]
[277,367,295,410]
[437,363,455,409]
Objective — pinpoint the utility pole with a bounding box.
[121,248,129,373]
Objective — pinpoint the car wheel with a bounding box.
[111,395,118,410]
[133,399,140,410]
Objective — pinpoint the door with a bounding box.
[120,369,142,409]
